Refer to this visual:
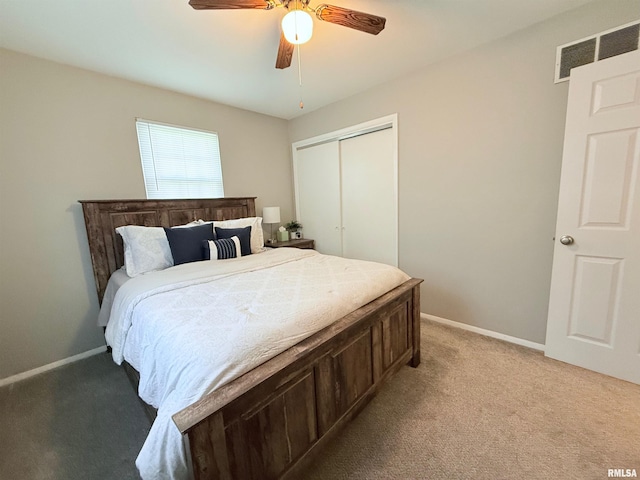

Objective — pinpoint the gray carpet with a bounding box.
[1,321,638,480]
[0,352,150,480]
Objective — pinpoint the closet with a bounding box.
[293,115,398,266]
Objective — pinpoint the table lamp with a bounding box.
[262,206,281,244]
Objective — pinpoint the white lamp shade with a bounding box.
[281,10,313,45]
[262,206,281,224]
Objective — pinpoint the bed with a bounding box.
[79,197,423,480]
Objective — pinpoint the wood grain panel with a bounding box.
[168,208,209,225]
[370,322,383,383]
[332,331,373,415]
[226,371,317,479]
[316,5,386,35]
[381,303,409,370]
[282,374,318,461]
[276,32,293,70]
[225,420,250,480]
[191,412,232,480]
[314,355,335,436]
[410,284,421,367]
[189,0,273,10]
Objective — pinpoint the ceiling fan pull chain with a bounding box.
[297,44,304,109]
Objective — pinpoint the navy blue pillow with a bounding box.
[215,226,252,256]
[164,223,215,265]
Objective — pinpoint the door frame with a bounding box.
[291,114,399,266]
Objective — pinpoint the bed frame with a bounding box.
[79,197,422,480]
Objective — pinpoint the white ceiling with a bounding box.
[0,0,595,119]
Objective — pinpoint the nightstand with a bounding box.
[267,238,315,249]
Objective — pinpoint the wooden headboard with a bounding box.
[79,197,257,303]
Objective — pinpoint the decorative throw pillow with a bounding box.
[115,225,174,277]
[203,237,242,260]
[215,226,252,256]
[213,217,264,253]
[164,223,215,265]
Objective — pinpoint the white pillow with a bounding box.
[116,221,201,277]
[116,226,172,277]
[212,217,265,254]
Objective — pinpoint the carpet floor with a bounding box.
[0,351,150,480]
[1,320,638,479]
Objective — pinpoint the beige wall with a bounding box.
[0,49,292,379]
[288,0,640,344]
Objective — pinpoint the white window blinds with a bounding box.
[136,119,224,199]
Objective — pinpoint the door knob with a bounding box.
[559,235,574,245]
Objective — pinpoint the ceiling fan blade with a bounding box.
[315,4,385,35]
[276,32,294,69]
[189,0,274,10]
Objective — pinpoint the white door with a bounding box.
[340,129,397,265]
[296,141,342,256]
[545,51,640,384]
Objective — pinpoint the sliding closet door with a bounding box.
[293,114,398,264]
[340,128,397,265]
[296,141,343,256]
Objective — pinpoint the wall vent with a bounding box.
[555,20,639,83]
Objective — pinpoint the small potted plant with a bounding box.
[284,220,303,239]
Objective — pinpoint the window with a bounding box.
[135,119,224,199]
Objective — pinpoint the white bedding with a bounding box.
[103,248,410,480]
[97,268,130,327]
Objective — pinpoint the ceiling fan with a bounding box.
[189,0,386,69]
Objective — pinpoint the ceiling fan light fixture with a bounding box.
[282,10,313,45]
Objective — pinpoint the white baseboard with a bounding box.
[422,313,545,352]
[0,345,107,388]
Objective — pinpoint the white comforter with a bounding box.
[104,248,410,480]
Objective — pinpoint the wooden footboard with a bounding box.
[172,278,422,480]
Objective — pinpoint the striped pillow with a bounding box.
[204,236,242,261]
